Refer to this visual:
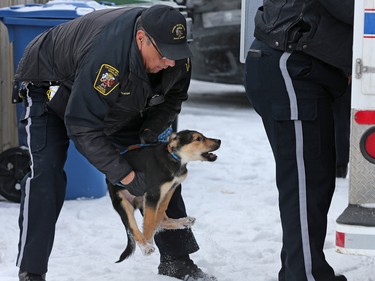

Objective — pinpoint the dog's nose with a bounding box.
[216,139,221,145]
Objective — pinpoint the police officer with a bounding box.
[244,1,353,281]
[14,5,216,281]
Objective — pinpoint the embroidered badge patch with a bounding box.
[172,24,186,40]
[94,64,119,96]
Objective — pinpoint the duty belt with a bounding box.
[12,81,60,103]
[29,81,60,89]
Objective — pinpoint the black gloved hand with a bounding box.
[140,129,159,144]
[124,172,146,196]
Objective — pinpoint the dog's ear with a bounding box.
[169,132,177,142]
[168,133,178,149]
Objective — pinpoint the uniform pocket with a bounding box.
[288,52,347,98]
[272,100,320,160]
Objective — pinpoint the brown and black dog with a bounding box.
[107,130,221,262]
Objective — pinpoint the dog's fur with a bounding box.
[107,130,221,262]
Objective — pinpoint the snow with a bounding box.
[1,80,374,281]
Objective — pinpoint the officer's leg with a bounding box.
[286,53,347,281]
[155,185,219,280]
[333,86,351,178]
[275,97,337,281]
[17,85,69,275]
[154,184,199,256]
[245,40,346,281]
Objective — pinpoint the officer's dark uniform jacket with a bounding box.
[14,7,191,185]
[254,0,354,73]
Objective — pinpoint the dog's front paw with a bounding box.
[139,242,155,256]
[183,216,196,227]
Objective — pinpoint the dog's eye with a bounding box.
[195,136,204,142]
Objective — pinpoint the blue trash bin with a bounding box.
[0,1,109,200]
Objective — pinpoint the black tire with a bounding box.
[0,147,31,203]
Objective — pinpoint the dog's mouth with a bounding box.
[201,151,218,162]
[201,140,221,162]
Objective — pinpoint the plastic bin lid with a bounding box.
[0,0,109,19]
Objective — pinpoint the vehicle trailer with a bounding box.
[335,0,375,256]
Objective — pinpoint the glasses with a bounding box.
[145,32,165,59]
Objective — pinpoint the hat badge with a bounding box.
[172,24,186,40]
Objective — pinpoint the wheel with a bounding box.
[0,147,30,203]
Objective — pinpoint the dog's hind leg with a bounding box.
[117,190,155,256]
[160,214,196,230]
[142,205,160,244]
[143,185,176,241]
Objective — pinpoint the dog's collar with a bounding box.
[167,144,181,161]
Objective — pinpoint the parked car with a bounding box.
[181,0,262,85]
[182,0,243,84]
[98,0,192,41]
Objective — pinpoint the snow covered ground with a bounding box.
[1,80,374,281]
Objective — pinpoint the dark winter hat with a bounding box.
[141,5,192,60]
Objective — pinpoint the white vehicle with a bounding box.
[335,0,375,256]
[240,0,375,256]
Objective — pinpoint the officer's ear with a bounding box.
[136,30,146,45]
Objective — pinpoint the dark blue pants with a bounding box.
[16,85,69,274]
[333,86,351,168]
[244,40,348,281]
[16,85,198,274]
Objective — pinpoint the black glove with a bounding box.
[122,172,146,196]
[140,129,159,144]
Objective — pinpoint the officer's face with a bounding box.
[137,30,175,73]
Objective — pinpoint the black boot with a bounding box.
[158,255,217,281]
[19,271,46,281]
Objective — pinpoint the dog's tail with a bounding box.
[107,181,136,262]
[116,228,136,263]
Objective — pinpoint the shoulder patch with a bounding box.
[94,64,119,96]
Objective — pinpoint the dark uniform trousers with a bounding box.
[244,40,348,281]
[333,86,351,169]
[16,85,198,274]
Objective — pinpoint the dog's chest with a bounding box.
[174,172,187,185]
[173,165,188,184]
[164,167,188,191]
[160,172,188,199]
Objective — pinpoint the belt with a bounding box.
[14,81,60,103]
[29,81,60,89]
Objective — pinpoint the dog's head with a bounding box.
[168,130,221,163]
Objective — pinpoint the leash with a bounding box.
[120,143,155,153]
[120,143,181,162]
[119,127,180,161]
